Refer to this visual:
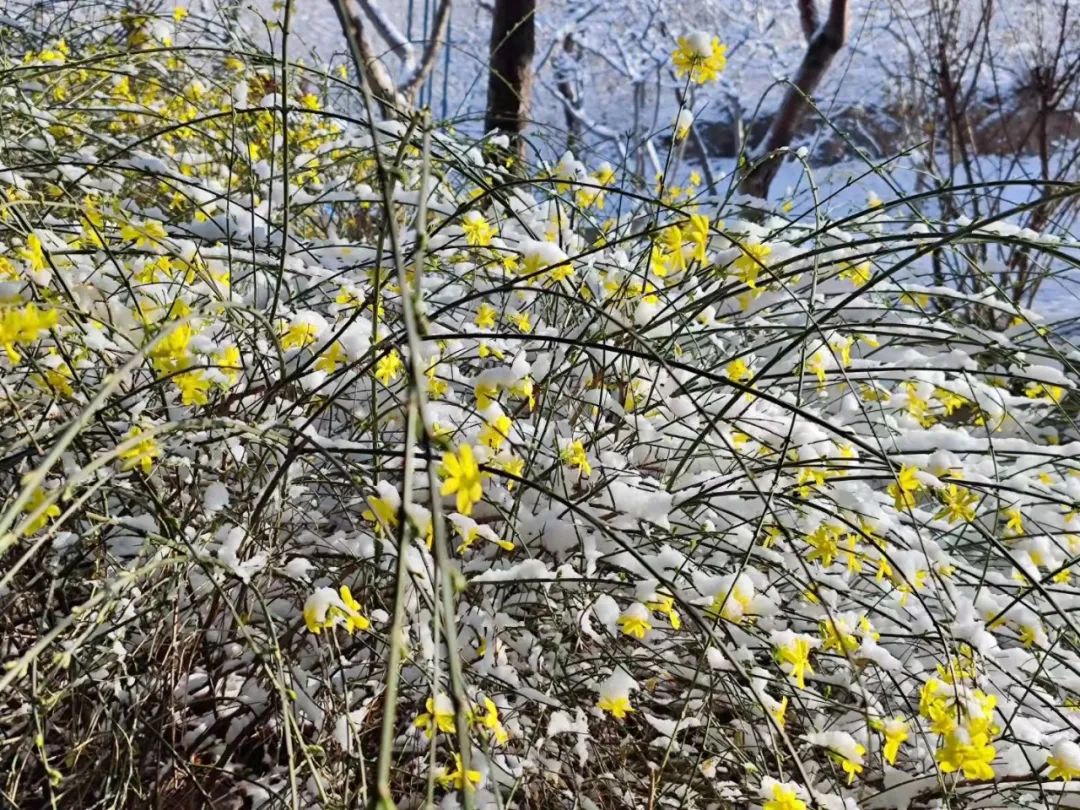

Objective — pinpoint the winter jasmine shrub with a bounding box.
[1,8,1080,810]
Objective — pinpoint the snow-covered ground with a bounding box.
[760,155,1080,326]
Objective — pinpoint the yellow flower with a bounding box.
[363,492,399,532]
[314,341,347,373]
[415,694,457,737]
[281,321,319,350]
[1047,742,1080,781]
[374,349,403,386]
[475,379,499,409]
[838,742,866,784]
[576,162,616,208]
[305,585,372,635]
[0,303,59,364]
[770,696,788,729]
[596,695,633,719]
[726,357,751,382]
[509,377,535,410]
[646,595,681,630]
[1026,382,1066,403]
[173,6,189,21]
[763,783,806,810]
[672,32,727,85]
[919,677,956,735]
[839,261,872,286]
[510,311,531,333]
[879,717,908,765]
[686,213,710,263]
[562,440,591,477]
[441,444,483,515]
[937,730,996,781]
[1004,506,1024,536]
[617,610,652,639]
[806,524,841,568]
[499,455,525,489]
[147,322,193,374]
[119,426,160,474]
[936,483,978,523]
[18,233,46,272]
[593,162,616,187]
[709,574,754,623]
[21,486,61,535]
[338,586,371,633]
[479,415,512,450]
[654,224,686,275]
[173,370,210,405]
[731,242,772,288]
[674,108,694,141]
[479,697,509,744]
[437,753,482,790]
[820,616,859,654]
[30,352,74,398]
[887,465,922,510]
[461,211,495,247]
[475,302,497,329]
[426,367,448,398]
[775,635,814,689]
[932,387,966,416]
[968,690,999,738]
[120,218,168,248]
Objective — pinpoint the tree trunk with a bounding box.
[739,0,848,200]
[555,33,583,153]
[485,0,536,159]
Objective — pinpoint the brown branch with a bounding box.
[357,0,415,68]
[738,0,847,200]
[329,0,405,113]
[400,0,453,103]
[797,0,820,43]
[331,0,451,114]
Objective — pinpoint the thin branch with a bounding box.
[543,78,625,145]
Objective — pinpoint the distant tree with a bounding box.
[739,0,848,199]
[484,0,537,158]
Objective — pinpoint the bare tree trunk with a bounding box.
[555,33,583,153]
[739,0,848,200]
[485,0,536,158]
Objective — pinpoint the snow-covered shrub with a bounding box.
[1,9,1080,810]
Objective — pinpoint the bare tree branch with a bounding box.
[329,0,405,112]
[798,0,820,43]
[357,0,416,75]
[543,78,624,145]
[400,0,453,102]
[739,0,848,200]
[330,0,451,114]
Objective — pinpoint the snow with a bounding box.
[255,0,1078,319]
